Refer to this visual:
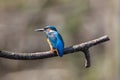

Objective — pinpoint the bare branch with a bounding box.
[0,35,110,68]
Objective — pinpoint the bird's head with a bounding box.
[35,25,57,32]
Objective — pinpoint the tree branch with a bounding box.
[0,35,110,68]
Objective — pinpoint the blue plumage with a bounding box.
[35,26,64,57]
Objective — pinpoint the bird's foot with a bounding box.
[50,49,58,56]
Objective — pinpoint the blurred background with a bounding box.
[0,0,119,80]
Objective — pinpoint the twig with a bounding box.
[0,35,110,68]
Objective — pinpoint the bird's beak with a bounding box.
[34,28,44,32]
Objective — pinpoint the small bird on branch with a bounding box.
[35,26,64,57]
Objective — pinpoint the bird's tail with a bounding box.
[57,48,63,57]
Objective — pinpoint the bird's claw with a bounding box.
[50,49,56,53]
[50,49,59,56]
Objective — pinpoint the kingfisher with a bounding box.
[35,26,64,57]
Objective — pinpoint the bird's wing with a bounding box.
[56,33,64,57]
[57,33,64,46]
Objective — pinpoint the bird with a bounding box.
[35,26,64,57]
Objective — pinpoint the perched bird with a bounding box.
[35,26,64,57]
